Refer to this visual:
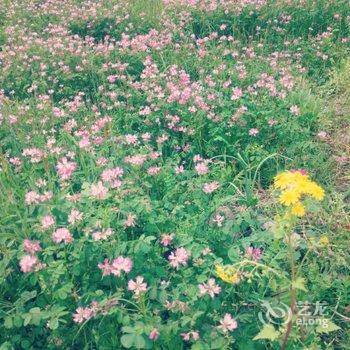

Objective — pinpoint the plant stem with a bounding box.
[281,231,297,350]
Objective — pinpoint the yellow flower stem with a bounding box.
[281,229,297,350]
[296,231,318,276]
[232,259,287,279]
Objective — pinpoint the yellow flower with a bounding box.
[274,171,325,212]
[319,236,329,246]
[305,183,325,201]
[291,202,305,217]
[274,172,291,189]
[215,265,240,284]
[279,189,301,206]
[274,171,309,190]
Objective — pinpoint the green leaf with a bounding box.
[120,334,134,348]
[13,315,23,327]
[197,274,207,283]
[122,326,135,334]
[184,284,198,298]
[148,286,157,300]
[292,277,307,292]
[316,320,340,334]
[48,318,59,330]
[270,278,277,292]
[21,340,31,349]
[191,341,210,350]
[29,307,41,314]
[181,316,192,327]
[0,341,13,350]
[253,324,280,341]
[228,247,240,262]
[31,316,41,326]
[210,337,225,349]
[18,291,37,305]
[237,340,265,350]
[23,314,32,326]
[28,307,42,325]
[4,316,13,329]
[57,290,67,300]
[271,224,284,239]
[134,335,146,349]
[158,289,167,303]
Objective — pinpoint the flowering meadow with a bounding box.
[0,0,349,349]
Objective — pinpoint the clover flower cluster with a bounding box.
[97,256,133,277]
